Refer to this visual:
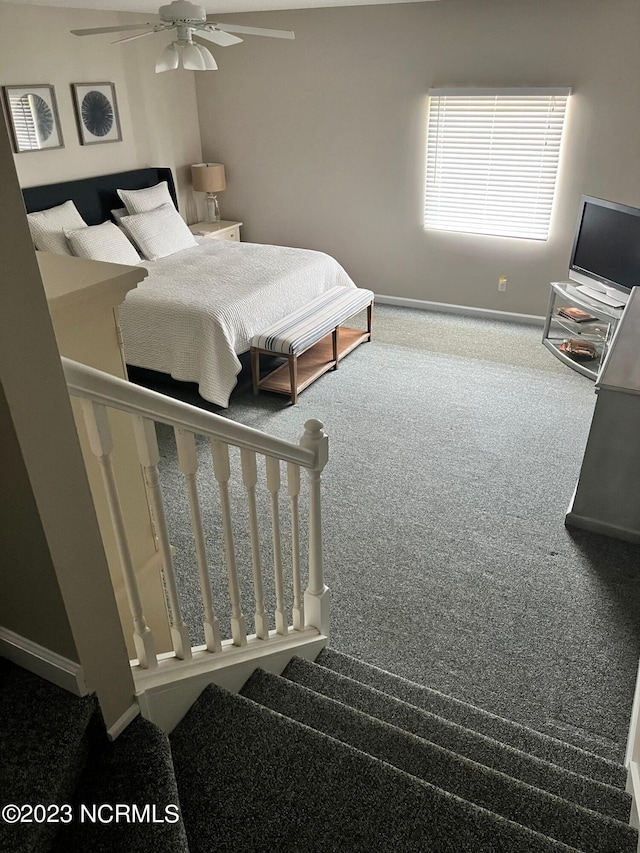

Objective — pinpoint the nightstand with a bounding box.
[189,221,242,241]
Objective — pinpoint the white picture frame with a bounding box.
[72,82,122,145]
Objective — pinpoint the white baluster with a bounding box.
[211,439,247,646]
[266,455,287,636]
[80,400,157,669]
[287,462,304,631]
[133,416,192,660]
[175,428,222,653]
[240,448,269,640]
[300,419,329,636]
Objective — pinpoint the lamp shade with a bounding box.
[191,163,226,193]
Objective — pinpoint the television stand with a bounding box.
[542,281,625,380]
[574,284,627,308]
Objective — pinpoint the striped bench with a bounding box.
[251,286,374,403]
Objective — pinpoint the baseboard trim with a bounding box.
[375,294,544,326]
[106,702,140,741]
[0,627,88,696]
[565,506,640,544]
[626,761,640,829]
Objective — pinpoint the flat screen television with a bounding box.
[568,195,640,305]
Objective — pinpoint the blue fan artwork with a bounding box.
[21,93,54,142]
[2,84,64,151]
[72,83,121,144]
[81,89,113,138]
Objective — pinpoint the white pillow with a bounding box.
[117,181,175,215]
[27,200,87,255]
[65,221,141,265]
[111,206,142,249]
[119,203,197,261]
[111,207,128,225]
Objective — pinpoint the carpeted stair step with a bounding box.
[170,681,583,853]
[51,713,189,853]
[282,656,631,822]
[0,658,97,853]
[240,668,636,853]
[316,648,627,789]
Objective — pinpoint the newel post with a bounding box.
[300,418,330,637]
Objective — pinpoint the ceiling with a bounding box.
[4,0,435,14]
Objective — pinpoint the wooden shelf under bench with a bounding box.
[254,326,370,402]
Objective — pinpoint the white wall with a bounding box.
[0,2,203,217]
[0,107,135,729]
[196,0,640,316]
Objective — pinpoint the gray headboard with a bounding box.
[22,167,177,225]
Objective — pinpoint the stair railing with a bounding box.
[61,357,330,683]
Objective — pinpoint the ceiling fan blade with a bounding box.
[196,27,243,46]
[71,23,157,36]
[112,30,159,44]
[207,22,295,40]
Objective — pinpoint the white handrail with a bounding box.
[61,355,330,690]
[61,358,316,469]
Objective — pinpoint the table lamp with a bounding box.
[191,162,226,222]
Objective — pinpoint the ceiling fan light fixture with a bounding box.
[72,1,295,73]
[156,41,179,73]
[195,43,217,70]
[182,42,206,70]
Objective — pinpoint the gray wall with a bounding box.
[0,1,203,218]
[0,384,79,661]
[3,0,636,317]
[196,0,640,316]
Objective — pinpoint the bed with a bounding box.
[23,167,357,407]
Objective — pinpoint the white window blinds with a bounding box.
[8,93,39,150]
[424,88,570,240]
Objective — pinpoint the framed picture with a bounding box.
[2,84,64,153]
[71,82,122,145]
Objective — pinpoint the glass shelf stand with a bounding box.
[542,281,625,380]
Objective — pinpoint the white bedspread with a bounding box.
[118,238,356,407]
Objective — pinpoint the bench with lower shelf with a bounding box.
[250,286,374,404]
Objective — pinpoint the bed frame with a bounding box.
[22,167,178,224]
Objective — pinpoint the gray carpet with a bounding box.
[0,658,188,853]
[239,662,634,853]
[51,714,189,853]
[0,659,97,853]
[154,305,640,763]
[4,307,638,853]
[3,645,636,852]
[170,678,592,853]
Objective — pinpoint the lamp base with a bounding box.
[205,193,221,223]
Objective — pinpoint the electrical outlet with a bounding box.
[498,276,507,292]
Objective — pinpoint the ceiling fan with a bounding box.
[71,0,295,73]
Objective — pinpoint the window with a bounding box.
[424,88,570,240]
